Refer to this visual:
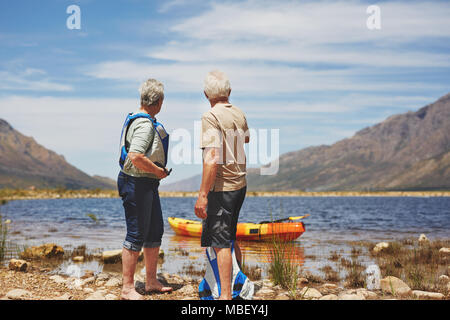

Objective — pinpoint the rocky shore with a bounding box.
[1,263,448,301]
[1,240,449,300]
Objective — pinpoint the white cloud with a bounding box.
[147,0,450,68]
[86,59,446,95]
[0,69,73,92]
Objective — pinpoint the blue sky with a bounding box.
[1,0,450,184]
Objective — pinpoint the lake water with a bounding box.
[1,196,449,279]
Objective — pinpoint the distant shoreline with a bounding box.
[1,188,450,200]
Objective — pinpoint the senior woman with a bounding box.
[117,78,172,300]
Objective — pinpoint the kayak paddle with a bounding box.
[259,214,310,224]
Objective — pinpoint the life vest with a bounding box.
[198,241,254,300]
[119,112,169,170]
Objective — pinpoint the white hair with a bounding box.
[204,70,231,99]
[139,79,164,107]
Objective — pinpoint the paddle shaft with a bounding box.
[259,214,309,224]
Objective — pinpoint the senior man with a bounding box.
[117,78,172,300]
[195,70,250,300]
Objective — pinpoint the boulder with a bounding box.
[438,275,449,283]
[101,250,122,264]
[20,243,64,259]
[412,290,444,300]
[373,242,389,254]
[8,259,30,272]
[101,249,146,263]
[438,247,450,255]
[6,289,32,300]
[380,276,412,297]
[299,287,322,299]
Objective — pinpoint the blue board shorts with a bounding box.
[117,171,163,251]
[201,186,247,248]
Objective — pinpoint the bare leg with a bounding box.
[215,247,232,300]
[121,247,144,300]
[144,247,173,293]
[234,242,242,267]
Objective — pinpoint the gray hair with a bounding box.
[204,70,231,99]
[139,79,164,107]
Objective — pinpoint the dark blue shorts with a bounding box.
[117,171,163,252]
[201,186,247,248]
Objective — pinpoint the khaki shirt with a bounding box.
[200,103,249,191]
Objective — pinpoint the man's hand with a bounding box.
[195,194,208,220]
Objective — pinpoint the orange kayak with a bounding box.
[168,217,305,242]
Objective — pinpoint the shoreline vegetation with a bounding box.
[0,237,449,300]
[1,188,450,201]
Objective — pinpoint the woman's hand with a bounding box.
[154,167,168,180]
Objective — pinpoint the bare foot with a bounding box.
[145,279,173,293]
[121,286,144,300]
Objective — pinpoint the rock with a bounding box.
[297,277,309,285]
[8,259,30,272]
[49,275,67,285]
[262,279,274,287]
[85,291,106,300]
[82,270,95,279]
[102,250,122,264]
[299,287,322,299]
[66,278,83,290]
[105,294,117,300]
[339,293,365,300]
[319,294,338,300]
[105,278,122,288]
[373,242,389,254]
[20,243,64,259]
[438,247,450,255]
[55,293,72,300]
[82,276,96,286]
[96,272,110,281]
[102,249,146,263]
[412,290,444,300]
[321,283,338,290]
[438,275,449,283]
[418,234,429,244]
[380,276,412,297]
[72,256,84,262]
[275,292,291,300]
[83,288,94,294]
[356,288,378,299]
[6,289,32,300]
[255,288,275,296]
[178,284,196,296]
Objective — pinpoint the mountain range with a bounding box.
[161,93,450,192]
[0,119,115,190]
